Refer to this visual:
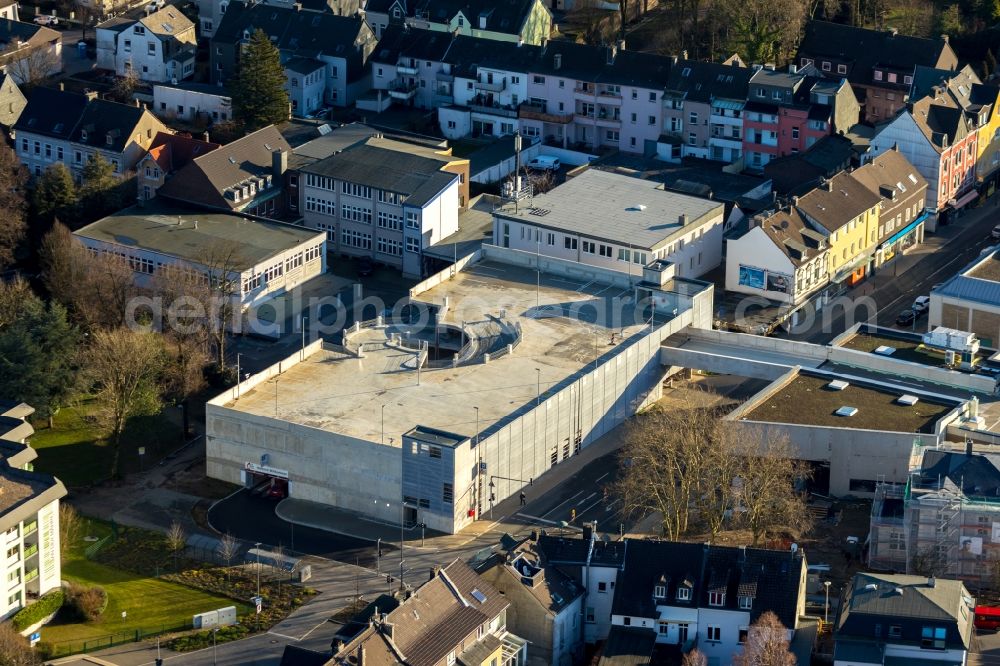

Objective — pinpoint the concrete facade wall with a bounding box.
[932,296,1000,351]
[152,85,232,122]
[0,498,60,620]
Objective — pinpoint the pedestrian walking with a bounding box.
[519,491,526,506]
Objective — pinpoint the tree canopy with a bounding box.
[229,29,290,131]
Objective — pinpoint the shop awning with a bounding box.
[949,190,979,210]
[880,212,929,248]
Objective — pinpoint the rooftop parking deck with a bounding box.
[228,261,656,444]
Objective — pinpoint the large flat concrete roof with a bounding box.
[493,169,724,251]
[742,372,954,433]
[227,261,652,444]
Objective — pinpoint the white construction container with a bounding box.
[922,327,980,354]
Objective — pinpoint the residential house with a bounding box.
[156,125,292,218]
[535,529,808,666]
[211,2,376,108]
[0,0,19,21]
[909,65,1000,203]
[0,73,26,129]
[743,64,859,172]
[284,57,326,117]
[833,572,973,666]
[13,87,170,180]
[870,449,1000,583]
[659,56,751,164]
[795,170,881,286]
[197,0,363,39]
[136,130,220,200]
[493,169,725,279]
[850,146,928,270]
[0,401,66,621]
[96,7,197,83]
[0,19,62,85]
[297,138,463,276]
[362,0,552,45]
[725,206,829,307]
[368,25,457,112]
[524,41,673,153]
[796,20,958,123]
[152,81,232,124]
[763,133,855,195]
[73,202,327,311]
[326,559,528,666]
[868,82,981,221]
[475,540,585,666]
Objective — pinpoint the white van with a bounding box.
[526,155,560,172]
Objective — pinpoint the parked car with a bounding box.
[992,224,1000,240]
[896,309,916,326]
[526,155,561,172]
[33,14,58,25]
[266,478,287,499]
[975,605,1000,632]
[912,295,930,313]
[146,0,165,12]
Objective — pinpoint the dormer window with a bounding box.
[676,587,691,601]
[708,591,725,607]
[80,129,88,142]
[654,585,666,599]
[739,596,753,610]
[106,133,113,146]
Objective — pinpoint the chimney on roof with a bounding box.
[967,437,974,456]
[928,576,936,588]
[618,39,626,52]
[58,82,64,92]
[293,1,301,9]
[824,180,834,192]
[681,49,688,60]
[202,130,210,143]
[582,521,594,543]
[272,148,288,180]
[85,90,98,101]
[791,195,799,206]
[789,64,797,74]
[678,213,688,225]
[889,27,898,36]
[941,33,949,43]
[429,566,440,581]
[553,53,561,70]
[607,43,617,65]
[134,97,140,107]
[357,645,365,666]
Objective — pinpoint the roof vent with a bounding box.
[834,406,858,417]
[897,395,919,406]
[827,380,849,391]
[893,587,904,595]
[864,583,878,591]
[873,345,895,356]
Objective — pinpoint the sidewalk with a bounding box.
[275,422,629,550]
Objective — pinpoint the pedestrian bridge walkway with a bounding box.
[661,328,828,380]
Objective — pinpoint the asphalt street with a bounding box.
[785,201,1000,343]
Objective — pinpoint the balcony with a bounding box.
[475,77,506,92]
[519,102,573,124]
[435,71,454,83]
[397,64,419,75]
[23,569,37,583]
[22,522,36,537]
[597,89,622,104]
[388,79,417,101]
[434,93,454,105]
[23,543,38,559]
[470,101,518,118]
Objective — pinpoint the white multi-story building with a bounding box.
[152,81,232,124]
[493,169,725,280]
[73,203,326,314]
[0,401,66,621]
[96,7,197,83]
[298,138,462,276]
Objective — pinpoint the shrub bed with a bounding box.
[166,621,250,651]
[11,589,64,631]
[63,582,108,622]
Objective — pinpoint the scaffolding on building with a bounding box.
[869,438,1000,591]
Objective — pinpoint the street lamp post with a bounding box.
[255,542,262,632]
[212,627,219,665]
[381,404,386,445]
[823,580,832,624]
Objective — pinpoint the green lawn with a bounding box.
[30,401,185,486]
[40,517,250,652]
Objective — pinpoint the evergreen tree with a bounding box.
[32,163,78,229]
[0,280,81,425]
[80,154,128,222]
[228,29,290,132]
[0,141,28,270]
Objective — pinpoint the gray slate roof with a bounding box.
[301,142,458,207]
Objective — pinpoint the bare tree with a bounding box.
[729,426,812,546]
[683,649,707,666]
[0,278,33,328]
[84,328,165,478]
[0,141,28,270]
[40,224,140,330]
[5,43,60,89]
[166,520,186,570]
[199,241,247,376]
[0,621,41,666]
[59,503,83,558]
[149,263,211,404]
[911,546,947,577]
[109,66,140,104]
[732,611,796,666]
[217,533,239,579]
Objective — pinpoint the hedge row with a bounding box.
[11,589,64,631]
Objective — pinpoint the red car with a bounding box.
[266,478,288,499]
[975,605,1000,631]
